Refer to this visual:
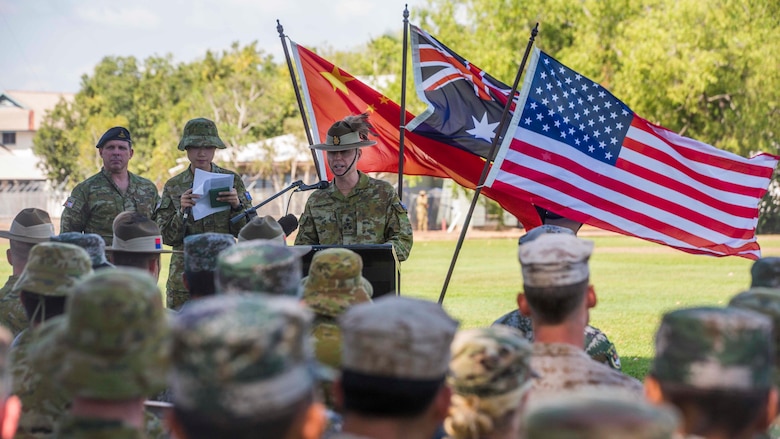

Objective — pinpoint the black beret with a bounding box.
[96,127,132,148]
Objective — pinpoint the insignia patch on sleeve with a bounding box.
[244,191,252,202]
[64,197,75,208]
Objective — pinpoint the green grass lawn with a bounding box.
[4,233,780,380]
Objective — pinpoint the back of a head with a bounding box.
[651,306,774,437]
[339,296,459,417]
[169,294,317,438]
[303,248,372,318]
[52,232,112,269]
[184,233,235,297]
[521,390,679,439]
[55,268,169,400]
[518,233,594,324]
[751,257,780,288]
[215,241,303,297]
[445,326,535,439]
[729,287,780,386]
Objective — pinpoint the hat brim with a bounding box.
[310,140,377,151]
[0,230,53,244]
[105,247,177,254]
[177,136,227,151]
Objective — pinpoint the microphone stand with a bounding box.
[230,180,303,225]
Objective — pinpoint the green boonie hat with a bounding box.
[184,233,235,273]
[169,294,317,422]
[340,296,459,380]
[651,306,774,391]
[53,268,169,399]
[52,232,112,269]
[14,242,93,297]
[729,287,780,386]
[238,215,284,243]
[311,114,377,152]
[303,248,373,318]
[215,241,306,297]
[522,390,679,439]
[448,326,536,399]
[750,257,780,288]
[177,118,226,151]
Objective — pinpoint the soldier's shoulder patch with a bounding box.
[63,197,76,208]
[244,191,252,202]
[394,201,408,213]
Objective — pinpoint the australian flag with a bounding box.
[407,26,515,160]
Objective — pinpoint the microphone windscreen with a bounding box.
[278,214,299,236]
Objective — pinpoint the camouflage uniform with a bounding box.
[9,243,93,439]
[521,390,679,438]
[214,241,306,297]
[169,294,323,434]
[445,326,535,439]
[0,275,26,336]
[493,310,621,370]
[30,268,169,439]
[155,163,250,308]
[60,168,159,246]
[295,171,413,262]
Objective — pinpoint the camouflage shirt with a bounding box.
[155,163,250,308]
[54,411,166,439]
[492,309,622,370]
[527,342,643,403]
[295,172,413,261]
[11,327,70,439]
[60,168,160,246]
[0,275,27,336]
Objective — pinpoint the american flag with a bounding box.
[486,48,778,259]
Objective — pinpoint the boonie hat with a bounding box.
[177,118,226,151]
[0,208,54,244]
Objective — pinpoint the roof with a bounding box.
[0,147,46,180]
[0,90,75,131]
[215,133,313,164]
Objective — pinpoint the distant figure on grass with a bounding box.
[494,224,622,371]
[644,307,777,439]
[167,294,327,439]
[331,296,458,439]
[416,190,429,231]
[295,113,413,262]
[0,208,54,336]
[60,126,159,246]
[445,326,536,439]
[516,233,643,402]
[9,242,92,438]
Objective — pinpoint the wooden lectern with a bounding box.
[299,244,400,297]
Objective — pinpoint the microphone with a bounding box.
[298,181,330,191]
[277,214,299,236]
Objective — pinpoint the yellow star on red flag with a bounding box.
[320,67,354,94]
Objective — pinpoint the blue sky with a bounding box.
[1,0,420,93]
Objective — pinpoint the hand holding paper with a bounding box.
[191,168,235,221]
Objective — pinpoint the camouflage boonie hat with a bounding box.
[311,113,377,151]
[340,296,459,380]
[52,232,112,269]
[96,126,132,148]
[303,248,373,318]
[13,242,93,297]
[177,117,226,151]
[651,306,773,391]
[750,257,780,288]
[238,215,285,243]
[518,224,575,246]
[729,287,780,385]
[184,233,235,273]
[215,241,306,297]
[518,233,594,288]
[0,208,54,244]
[169,294,317,422]
[53,268,169,399]
[521,390,679,439]
[449,326,536,399]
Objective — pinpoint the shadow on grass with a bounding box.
[621,356,652,381]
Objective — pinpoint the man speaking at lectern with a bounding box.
[295,114,413,261]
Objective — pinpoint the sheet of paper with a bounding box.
[191,168,234,221]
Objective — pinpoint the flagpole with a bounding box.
[438,23,539,305]
[277,20,323,181]
[397,5,410,201]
